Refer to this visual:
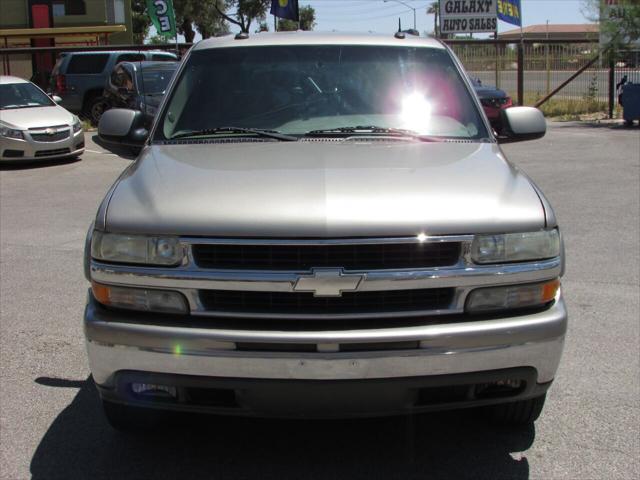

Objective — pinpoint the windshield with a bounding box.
[156,45,488,141]
[0,82,54,110]
[138,67,177,95]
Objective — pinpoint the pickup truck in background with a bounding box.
[89,32,567,431]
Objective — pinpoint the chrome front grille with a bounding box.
[30,129,70,142]
[192,242,461,271]
[90,235,563,321]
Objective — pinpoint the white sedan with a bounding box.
[0,76,84,162]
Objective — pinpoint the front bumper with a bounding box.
[0,129,85,161]
[85,293,567,416]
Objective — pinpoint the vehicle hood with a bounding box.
[104,140,545,237]
[0,105,74,129]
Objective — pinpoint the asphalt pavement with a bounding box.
[0,124,638,480]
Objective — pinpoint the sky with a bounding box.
[162,0,592,43]
[305,0,590,35]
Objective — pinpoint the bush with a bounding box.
[524,93,607,118]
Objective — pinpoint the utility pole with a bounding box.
[384,0,417,30]
[546,19,551,94]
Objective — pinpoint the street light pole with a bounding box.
[384,0,417,31]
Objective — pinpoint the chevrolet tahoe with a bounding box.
[86,32,566,430]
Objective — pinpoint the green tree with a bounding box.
[214,0,271,34]
[147,34,168,45]
[582,0,640,48]
[132,0,151,44]
[427,1,439,37]
[277,5,316,31]
[175,0,229,42]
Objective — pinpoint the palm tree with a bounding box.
[427,1,439,37]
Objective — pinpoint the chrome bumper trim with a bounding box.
[85,295,567,385]
[90,257,561,293]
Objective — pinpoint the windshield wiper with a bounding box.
[304,126,444,142]
[170,127,297,141]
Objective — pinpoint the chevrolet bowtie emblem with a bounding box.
[45,128,56,135]
[293,268,365,297]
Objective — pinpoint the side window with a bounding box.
[151,54,174,62]
[116,53,145,63]
[53,0,86,16]
[67,54,110,74]
[66,0,87,15]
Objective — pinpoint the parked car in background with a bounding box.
[102,61,178,127]
[49,50,178,124]
[1,76,84,162]
[90,33,565,431]
[471,78,513,133]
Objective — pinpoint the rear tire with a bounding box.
[102,400,163,432]
[488,393,546,426]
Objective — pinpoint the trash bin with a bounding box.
[620,82,640,126]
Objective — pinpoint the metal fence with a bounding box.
[1,38,639,115]
[448,39,640,111]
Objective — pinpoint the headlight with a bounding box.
[72,116,82,133]
[92,281,188,314]
[0,125,24,140]
[471,229,560,264]
[466,279,560,313]
[91,231,183,266]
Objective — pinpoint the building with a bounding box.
[499,24,600,42]
[1,1,133,79]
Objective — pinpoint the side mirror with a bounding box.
[498,107,546,143]
[51,94,62,103]
[98,108,148,146]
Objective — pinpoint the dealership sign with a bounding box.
[440,0,498,34]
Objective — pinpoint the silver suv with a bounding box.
[88,32,566,430]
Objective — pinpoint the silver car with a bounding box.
[0,76,84,162]
[90,32,566,430]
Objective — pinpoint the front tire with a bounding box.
[488,394,546,426]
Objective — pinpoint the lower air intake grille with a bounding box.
[199,288,454,315]
[35,148,70,157]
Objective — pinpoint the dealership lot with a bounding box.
[1,124,638,479]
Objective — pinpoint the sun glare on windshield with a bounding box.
[400,92,433,135]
